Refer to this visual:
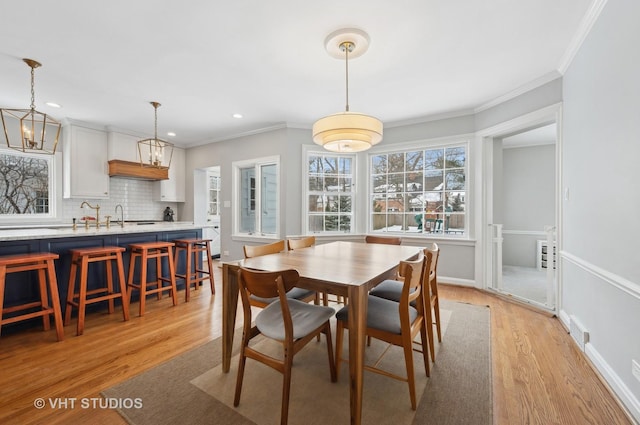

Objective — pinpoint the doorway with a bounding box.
[194,166,221,258]
[482,106,560,311]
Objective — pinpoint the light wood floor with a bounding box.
[0,263,633,425]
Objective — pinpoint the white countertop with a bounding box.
[0,222,201,241]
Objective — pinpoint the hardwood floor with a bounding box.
[0,263,633,425]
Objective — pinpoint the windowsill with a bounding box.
[232,234,280,243]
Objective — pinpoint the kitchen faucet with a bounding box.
[115,204,124,227]
[80,201,104,228]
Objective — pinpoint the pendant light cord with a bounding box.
[30,65,36,111]
[341,42,355,112]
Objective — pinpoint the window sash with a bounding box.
[369,143,467,236]
[304,150,356,234]
[0,148,55,219]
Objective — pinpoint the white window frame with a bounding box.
[232,155,280,239]
[0,147,62,223]
[367,138,469,238]
[302,145,357,235]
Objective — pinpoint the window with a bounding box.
[305,151,356,233]
[208,173,220,216]
[0,149,55,218]
[370,144,466,235]
[233,156,279,237]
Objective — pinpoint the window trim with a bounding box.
[302,145,357,235]
[0,147,62,224]
[366,137,470,238]
[232,155,280,239]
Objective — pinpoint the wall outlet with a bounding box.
[223,250,229,256]
[632,359,640,382]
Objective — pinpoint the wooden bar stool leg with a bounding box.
[0,265,5,336]
[46,258,65,341]
[37,265,51,331]
[204,241,215,294]
[65,253,79,325]
[77,255,89,336]
[156,250,163,300]
[126,251,136,307]
[186,243,193,298]
[116,252,130,322]
[167,249,178,306]
[139,250,148,316]
[105,258,115,314]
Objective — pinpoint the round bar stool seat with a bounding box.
[173,238,215,302]
[126,241,178,316]
[0,252,64,341]
[65,246,130,336]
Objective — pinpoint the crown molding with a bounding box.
[185,123,288,148]
[558,0,609,74]
[474,71,562,113]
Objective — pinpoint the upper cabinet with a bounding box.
[107,130,139,162]
[63,122,109,199]
[154,146,185,202]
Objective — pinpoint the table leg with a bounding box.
[347,285,368,425]
[222,263,239,373]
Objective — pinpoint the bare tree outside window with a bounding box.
[0,152,50,214]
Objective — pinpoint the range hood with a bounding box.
[108,160,169,180]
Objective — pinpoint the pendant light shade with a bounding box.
[312,111,383,153]
[137,101,173,169]
[0,59,61,154]
[312,29,382,153]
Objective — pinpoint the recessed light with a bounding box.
[232,113,243,119]
[45,102,61,108]
[167,132,176,137]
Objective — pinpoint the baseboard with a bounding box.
[585,343,640,424]
[438,276,476,287]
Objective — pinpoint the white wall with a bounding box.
[562,0,640,419]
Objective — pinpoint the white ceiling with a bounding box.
[0,1,592,148]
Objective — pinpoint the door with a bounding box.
[206,168,221,257]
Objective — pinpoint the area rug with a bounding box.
[102,300,491,425]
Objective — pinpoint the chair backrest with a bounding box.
[243,240,286,258]
[397,254,427,310]
[237,267,300,340]
[423,242,440,295]
[365,235,402,245]
[287,236,316,250]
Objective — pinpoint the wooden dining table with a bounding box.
[221,240,421,425]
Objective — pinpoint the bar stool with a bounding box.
[65,246,130,336]
[0,252,64,341]
[173,238,215,302]
[126,241,178,316]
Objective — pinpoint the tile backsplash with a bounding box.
[62,177,179,222]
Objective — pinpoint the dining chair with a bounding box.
[286,235,315,250]
[364,235,402,245]
[334,254,430,410]
[243,240,317,307]
[369,243,441,362]
[234,267,337,425]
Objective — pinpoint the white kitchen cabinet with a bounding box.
[63,123,109,199]
[107,130,140,162]
[154,146,185,202]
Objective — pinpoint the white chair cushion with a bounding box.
[256,299,335,341]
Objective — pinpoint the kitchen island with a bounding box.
[0,222,203,334]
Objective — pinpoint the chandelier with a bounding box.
[137,101,173,168]
[0,58,61,154]
[312,29,383,153]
